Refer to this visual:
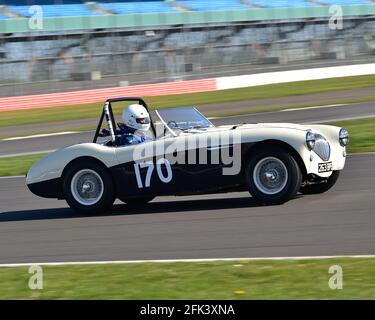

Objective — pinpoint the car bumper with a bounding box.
[307,147,346,178]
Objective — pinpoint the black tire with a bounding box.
[62,159,115,214]
[246,147,302,205]
[299,170,340,195]
[119,196,155,206]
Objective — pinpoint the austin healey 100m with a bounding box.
[26,97,349,213]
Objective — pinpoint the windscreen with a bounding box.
[156,107,213,131]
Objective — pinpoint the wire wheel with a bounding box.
[253,157,288,195]
[70,169,104,206]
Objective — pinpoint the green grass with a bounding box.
[0,126,96,140]
[1,97,374,140]
[0,118,373,177]
[0,258,374,299]
[209,97,375,118]
[0,153,47,177]
[1,74,374,128]
[330,118,375,153]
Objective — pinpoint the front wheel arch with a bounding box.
[244,140,307,179]
[244,145,303,204]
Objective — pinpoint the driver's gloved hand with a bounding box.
[115,135,123,145]
[101,128,110,137]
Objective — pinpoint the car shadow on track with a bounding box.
[0,196,273,222]
[0,192,290,223]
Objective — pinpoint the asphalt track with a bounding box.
[1,101,375,157]
[0,153,374,264]
[0,102,374,264]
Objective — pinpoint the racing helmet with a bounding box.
[122,104,151,132]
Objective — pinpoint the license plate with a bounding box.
[318,162,333,173]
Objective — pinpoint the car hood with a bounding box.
[214,122,311,132]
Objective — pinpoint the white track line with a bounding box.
[0,175,24,179]
[1,255,375,268]
[2,131,78,141]
[0,149,56,159]
[281,104,347,112]
[0,104,371,141]
[346,151,375,156]
[306,115,375,124]
[207,104,360,120]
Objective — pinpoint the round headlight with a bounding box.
[339,128,349,146]
[306,131,316,151]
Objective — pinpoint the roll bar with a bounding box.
[93,97,156,145]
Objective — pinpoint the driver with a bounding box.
[102,104,152,146]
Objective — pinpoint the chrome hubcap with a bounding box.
[253,157,288,195]
[71,169,104,206]
[265,170,277,181]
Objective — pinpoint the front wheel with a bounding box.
[63,160,115,214]
[299,171,340,195]
[246,147,302,205]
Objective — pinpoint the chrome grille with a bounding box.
[313,133,331,161]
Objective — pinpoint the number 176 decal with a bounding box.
[134,158,173,189]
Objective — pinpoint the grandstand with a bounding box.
[0,0,374,20]
[0,0,374,94]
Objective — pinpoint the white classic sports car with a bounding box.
[26,97,349,213]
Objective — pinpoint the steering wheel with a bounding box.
[164,121,178,135]
[167,121,178,128]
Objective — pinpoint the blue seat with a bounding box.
[179,0,247,11]
[10,4,98,17]
[250,0,312,8]
[321,0,370,4]
[5,0,371,20]
[99,2,178,14]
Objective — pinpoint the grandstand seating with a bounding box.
[249,0,312,8]
[99,2,178,14]
[248,0,370,8]
[178,0,248,11]
[0,0,373,19]
[321,0,371,4]
[9,4,98,17]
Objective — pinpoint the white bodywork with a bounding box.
[26,122,346,185]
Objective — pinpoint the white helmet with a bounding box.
[122,104,151,132]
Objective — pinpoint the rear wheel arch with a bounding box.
[243,140,307,179]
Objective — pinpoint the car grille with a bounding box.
[313,133,331,161]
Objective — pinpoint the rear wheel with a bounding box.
[246,147,302,205]
[119,196,155,206]
[299,171,340,195]
[63,160,115,214]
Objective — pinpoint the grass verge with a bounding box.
[0,118,374,177]
[0,153,47,177]
[0,257,374,299]
[1,74,375,128]
[1,96,374,140]
[330,118,375,153]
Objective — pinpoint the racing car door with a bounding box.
[98,100,242,197]
[112,131,242,197]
